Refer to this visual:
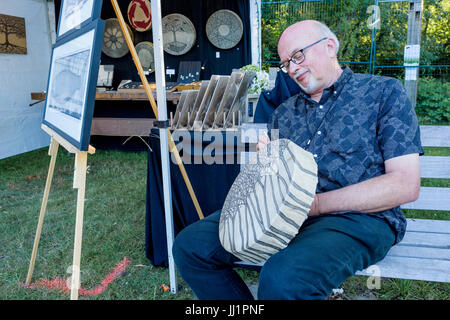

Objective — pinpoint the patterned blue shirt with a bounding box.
[268,67,424,243]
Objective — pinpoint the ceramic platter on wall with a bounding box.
[206,10,243,50]
[102,18,134,58]
[162,13,196,56]
[135,41,155,73]
[127,0,152,32]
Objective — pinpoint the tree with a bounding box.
[0,14,27,54]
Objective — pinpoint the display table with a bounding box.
[145,129,245,267]
[30,90,182,105]
[30,91,180,151]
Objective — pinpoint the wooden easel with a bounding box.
[26,124,95,300]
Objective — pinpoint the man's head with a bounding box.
[278,20,341,98]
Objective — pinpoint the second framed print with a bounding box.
[43,19,105,151]
[57,0,103,40]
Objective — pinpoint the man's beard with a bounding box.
[294,70,318,94]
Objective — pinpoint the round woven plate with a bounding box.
[206,9,243,50]
[162,13,196,56]
[135,41,155,73]
[102,18,134,58]
[127,0,152,32]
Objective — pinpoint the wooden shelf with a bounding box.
[30,90,181,105]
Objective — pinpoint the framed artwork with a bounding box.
[0,14,27,54]
[57,0,103,40]
[43,19,105,151]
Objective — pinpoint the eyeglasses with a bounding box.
[279,37,328,73]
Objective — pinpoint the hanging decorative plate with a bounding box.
[127,0,152,32]
[102,18,134,58]
[162,14,196,56]
[206,10,243,50]
[135,41,155,73]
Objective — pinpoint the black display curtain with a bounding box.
[146,130,241,267]
[55,0,252,90]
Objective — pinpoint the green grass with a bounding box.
[0,147,192,300]
[1,145,449,300]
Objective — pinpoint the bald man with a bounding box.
[172,20,423,300]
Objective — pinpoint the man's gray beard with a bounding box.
[294,71,318,94]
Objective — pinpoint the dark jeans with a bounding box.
[172,210,395,300]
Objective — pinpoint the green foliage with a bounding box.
[261,0,449,71]
[416,77,450,124]
[240,64,270,94]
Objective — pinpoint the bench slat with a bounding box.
[400,231,450,248]
[401,187,450,211]
[387,245,450,260]
[420,156,450,179]
[420,125,450,147]
[356,256,450,283]
[406,218,450,233]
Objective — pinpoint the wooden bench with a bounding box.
[236,124,450,284]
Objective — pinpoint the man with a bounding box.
[172,20,423,300]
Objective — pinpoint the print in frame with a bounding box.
[57,0,103,40]
[42,19,105,151]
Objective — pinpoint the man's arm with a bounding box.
[309,153,421,216]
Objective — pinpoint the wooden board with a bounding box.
[176,90,198,129]
[171,90,189,128]
[420,156,450,179]
[401,187,450,211]
[201,76,230,130]
[224,71,256,128]
[213,71,244,129]
[90,117,154,136]
[31,91,181,104]
[420,125,450,147]
[187,81,209,129]
[192,76,220,130]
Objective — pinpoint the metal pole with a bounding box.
[405,0,423,109]
[150,0,178,295]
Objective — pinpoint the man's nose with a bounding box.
[288,61,301,76]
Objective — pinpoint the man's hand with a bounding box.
[308,194,321,216]
[256,134,270,152]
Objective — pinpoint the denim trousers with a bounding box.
[172,210,395,300]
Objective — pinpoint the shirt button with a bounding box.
[313,154,318,158]
[319,105,324,109]
[317,131,322,135]
[334,91,337,95]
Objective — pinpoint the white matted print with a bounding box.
[43,19,104,151]
[58,0,101,39]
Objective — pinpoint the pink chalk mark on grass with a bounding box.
[23,257,131,296]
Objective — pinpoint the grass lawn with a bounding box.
[0,144,449,300]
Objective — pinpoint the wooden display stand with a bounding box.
[26,124,95,300]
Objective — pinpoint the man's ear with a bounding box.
[326,38,338,58]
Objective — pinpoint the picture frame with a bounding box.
[57,0,103,40]
[42,19,105,151]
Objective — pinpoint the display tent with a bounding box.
[0,0,262,159]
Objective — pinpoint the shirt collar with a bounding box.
[296,65,353,104]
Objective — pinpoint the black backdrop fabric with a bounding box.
[55,0,252,90]
[146,130,241,267]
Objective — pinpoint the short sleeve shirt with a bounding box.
[268,67,424,243]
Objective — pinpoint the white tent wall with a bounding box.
[0,0,53,160]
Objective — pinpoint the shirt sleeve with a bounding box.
[377,78,424,161]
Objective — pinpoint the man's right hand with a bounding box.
[256,134,270,152]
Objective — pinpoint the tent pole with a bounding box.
[149,0,177,295]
